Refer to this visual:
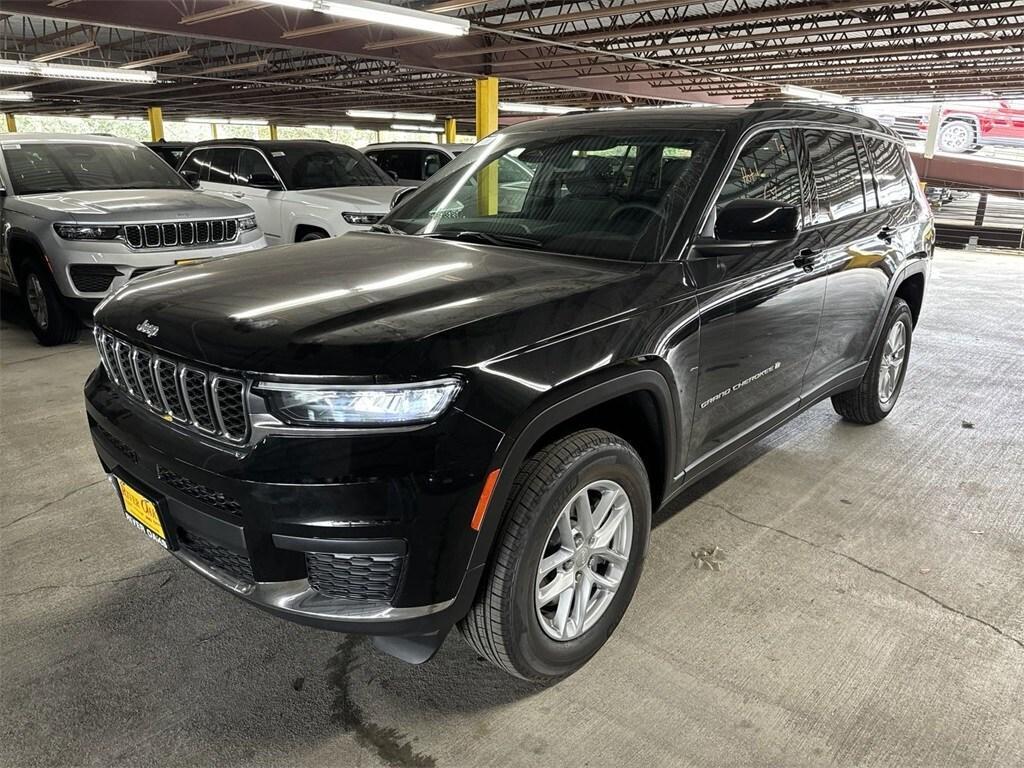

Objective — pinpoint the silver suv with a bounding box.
[0,133,267,345]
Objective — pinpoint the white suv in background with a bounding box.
[179,140,404,243]
[0,133,266,345]
[362,142,470,186]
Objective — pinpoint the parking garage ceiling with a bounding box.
[2,0,1023,127]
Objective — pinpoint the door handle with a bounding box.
[877,226,895,243]
[794,248,822,272]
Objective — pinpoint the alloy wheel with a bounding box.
[535,479,633,641]
[878,321,907,404]
[25,274,49,331]
[939,122,973,153]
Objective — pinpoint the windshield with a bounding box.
[1,140,191,195]
[267,144,393,189]
[382,128,720,261]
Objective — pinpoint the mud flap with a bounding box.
[371,630,449,664]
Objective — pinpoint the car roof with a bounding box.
[0,132,144,146]
[189,138,353,151]
[363,142,470,153]
[501,103,899,140]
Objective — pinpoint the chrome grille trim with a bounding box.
[121,218,240,250]
[95,327,249,444]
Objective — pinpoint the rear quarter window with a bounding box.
[867,137,913,207]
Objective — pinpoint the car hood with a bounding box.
[12,188,252,221]
[295,186,403,212]
[95,232,645,376]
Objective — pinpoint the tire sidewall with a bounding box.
[505,443,651,679]
[19,262,71,345]
[870,302,914,415]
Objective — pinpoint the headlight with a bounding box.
[342,212,383,226]
[259,378,461,426]
[54,223,121,240]
[238,215,258,231]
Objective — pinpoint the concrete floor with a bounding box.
[1,248,1022,768]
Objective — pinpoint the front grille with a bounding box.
[95,327,249,443]
[157,465,241,515]
[179,528,253,583]
[306,552,403,602]
[122,218,239,250]
[69,264,120,293]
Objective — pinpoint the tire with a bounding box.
[832,298,913,424]
[937,120,976,154]
[19,261,80,346]
[298,230,327,242]
[458,429,651,682]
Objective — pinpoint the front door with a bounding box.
[235,148,284,242]
[686,128,828,469]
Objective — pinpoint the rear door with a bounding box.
[801,130,894,394]
[687,128,828,468]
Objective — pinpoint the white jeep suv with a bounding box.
[179,140,404,243]
[0,133,266,345]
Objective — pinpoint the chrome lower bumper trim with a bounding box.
[171,547,455,622]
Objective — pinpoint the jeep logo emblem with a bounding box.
[136,320,159,338]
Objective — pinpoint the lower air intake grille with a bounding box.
[179,528,253,583]
[306,552,403,602]
[94,425,138,464]
[157,465,241,515]
[69,264,120,293]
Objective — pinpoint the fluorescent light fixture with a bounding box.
[186,116,267,125]
[781,84,851,104]
[120,50,192,69]
[0,59,158,83]
[391,123,443,132]
[0,90,33,102]
[498,102,581,115]
[90,114,117,119]
[347,109,436,122]
[263,0,469,37]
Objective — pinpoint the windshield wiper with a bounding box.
[369,223,405,235]
[423,230,544,249]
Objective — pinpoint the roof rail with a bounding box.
[746,99,857,112]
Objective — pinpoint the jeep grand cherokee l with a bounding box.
[0,134,266,346]
[86,105,933,682]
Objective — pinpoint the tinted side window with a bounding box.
[179,149,208,181]
[422,150,448,179]
[206,148,236,184]
[366,150,421,180]
[867,137,912,207]
[805,130,865,223]
[717,129,802,209]
[235,148,275,185]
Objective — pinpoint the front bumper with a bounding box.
[86,366,500,636]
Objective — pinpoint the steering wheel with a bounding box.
[609,202,666,225]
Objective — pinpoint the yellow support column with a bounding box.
[475,77,499,216]
[147,106,164,141]
[268,123,279,140]
[211,123,218,139]
[4,113,17,132]
[444,117,457,144]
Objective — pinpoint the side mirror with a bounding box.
[714,198,801,244]
[180,170,200,188]
[387,170,399,182]
[390,186,418,210]
[248,172,282,190]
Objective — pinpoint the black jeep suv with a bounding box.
[86,104,933,681]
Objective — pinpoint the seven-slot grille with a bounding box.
[122,218,238,249]
[95,327,249,443]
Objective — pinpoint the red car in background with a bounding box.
[917,100,1024,153]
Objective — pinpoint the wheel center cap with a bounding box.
[574,547,590,569]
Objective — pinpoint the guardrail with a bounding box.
[928,187,1024,251]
